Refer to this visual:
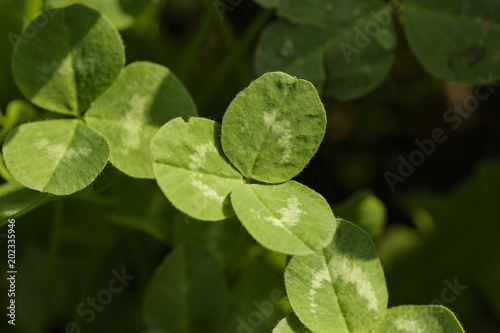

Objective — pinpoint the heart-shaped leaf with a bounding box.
[371,305,465,333]
[255,0,396,99]
[285,219,388,333]
[3,119,110,195]
[403,0,500,84]
[221,72,326,183]
[11,4,125,116]
[151,117,244,221]
[230,181,336,255]
[274,313,313,333]
[43,0,154,30]
[85,62,197,179]
[142,244,228,333]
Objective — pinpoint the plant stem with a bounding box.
[42,199,64,331]
[0,152,13,182]
[197,8,273,110]
[176,6,215,84]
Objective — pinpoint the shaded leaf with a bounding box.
[151,117,244,221]
[221,72,326,183]
[43,0,154,30]
[253,0,280,9]
[403,0,500,84]
[285,219,387,333]
[142,244,228,333]
[371,305,464,333]
[231,181,336,255]
[255,0,396,99]
[11,4,125,115]
[3,119,110,195]
[86,62,197,179]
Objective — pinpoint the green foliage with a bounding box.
[86,62,198,179]
[12,4,125,116]
[142,244,228,333]
[151,72,335,255]
[274,313,312,333]
[255,0,396,99]
[0,181,53,223]
[43,0,154,30]
[403,0,500,84]
[3,120,110,195]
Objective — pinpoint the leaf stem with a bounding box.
[0,152,13,182]
[197,8,273,109]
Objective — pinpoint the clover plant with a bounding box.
[0,4,468,333]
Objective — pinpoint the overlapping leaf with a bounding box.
[0,181,53,223]
[255,0,396,100]
[221,72,326,183]
[231,181,336,255]
[86,62,197,179]
[3,119,110,195]
[285,219,388,333]
[151,117,244,221]
[11,4,125,116]
[274,313,313,333]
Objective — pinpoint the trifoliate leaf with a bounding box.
[230,181,336,255]
[221,72,326,184]
[285,219,387,333]
[142,244,228,333]
[151,117,244,221]
[3,119,110,195]
[11,4,125,116]
[85,62,197,179]
[371,305,465,333]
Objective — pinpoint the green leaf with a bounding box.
[334,188,387,239]
[85,62,197,179]
[403,0,500,84]
[43,0,154,30]
[151,117,244,221]
[0,181,53,223]
[255,0,396,99]
[221,72,326,183]
[231,181,336,255]
[142,244,228,333]
[372,305,465,333]
[11,4,125,116]
[274,313,313,333]
[285,219,388,333]
[3,119,110,195]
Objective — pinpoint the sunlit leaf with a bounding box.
[274,313,313,333]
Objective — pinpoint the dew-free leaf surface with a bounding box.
[142,244,228,333]
[274,313,313,333]
[11,4,125,116]
[0,181,53,222]
[151,117,244,221]
[285,219,387,333]
[43,0,154,30]
[221,72,326,183]
[231,181,336,255]
[255,0,396,99]
[3,119,110,195]
[403,0,500,84]
[86,62,197,179]
[371,305,465,333]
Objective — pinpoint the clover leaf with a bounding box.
[274,313,313,333]
[151,72,336,255]
[86,62,198,179]
[11,4,125,116]
[254,0,396,100]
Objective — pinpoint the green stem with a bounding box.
[23,0,41,28]
[42,199,64,331]
[0,152,13,182]
[176,6,215,84]
[197,9,273,109]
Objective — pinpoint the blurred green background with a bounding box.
[1,0,499,332]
